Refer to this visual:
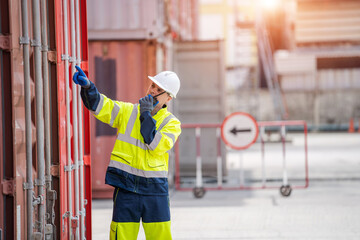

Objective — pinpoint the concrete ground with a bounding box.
[92,132,360,239]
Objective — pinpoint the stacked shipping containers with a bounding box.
[87,0,199,198]
[274,0,360,126]
[1,0,92,239]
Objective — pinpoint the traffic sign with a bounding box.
[221,112,259,150]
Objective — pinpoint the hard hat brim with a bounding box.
[148,76,176,98]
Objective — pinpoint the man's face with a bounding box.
[146,82,172,113]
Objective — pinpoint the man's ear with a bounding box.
[166,95,173,103]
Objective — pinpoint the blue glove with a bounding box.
[73,65,90,88]
[139,94,159,115]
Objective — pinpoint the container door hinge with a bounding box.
[33,221,44,239]
[46,189,57,239]
[34,220,42,230]
[79,209,86,217]
[35,178,45,187]
[2,179,15,196]
[61,54,69,61]
[19,36,29,45]
[64,164,76,172]
[46,190,57,221]
[62,211,70,233]
[32,232,42,240]
[23,182,34,190]
[0,35,11,50]
[44,224,54,239]
[33,194,44,206]
[30,39,41,47]
[68,56,76,63]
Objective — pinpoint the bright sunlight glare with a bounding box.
[259,0,281,9]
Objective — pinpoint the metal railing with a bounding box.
[175,121,309,198]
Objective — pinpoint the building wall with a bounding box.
[280,68,360,125]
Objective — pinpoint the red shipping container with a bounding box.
[0,0,92,239]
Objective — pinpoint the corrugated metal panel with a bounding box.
[175,0,198,40]
[318,68,360,89]
[281,74,316,90]
[55,0,92,238]
[295,0,360,44]
[237,89,360,125]
[88,40,162,198]
[174,41,226,122]
[274,51,316,75]
[174,40,227,177]
[280,68,360,91]
[87,0,163,40]
[234,29,258,67]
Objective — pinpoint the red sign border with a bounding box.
[221,112,259,150]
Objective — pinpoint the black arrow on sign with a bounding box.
[230,127,251,135]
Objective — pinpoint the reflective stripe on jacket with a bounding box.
[93,93,181,195]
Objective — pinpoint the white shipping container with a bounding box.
[274,50,316,75]
[281,74,316,91]
[295,0,360,44]
[280,68,360,91]
[318,68,360,90]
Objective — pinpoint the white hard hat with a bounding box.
[148,71,181,98]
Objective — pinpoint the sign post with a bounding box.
[221,112,259,150]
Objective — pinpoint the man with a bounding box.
[73,66,181,240]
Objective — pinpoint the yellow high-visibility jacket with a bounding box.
[92,93,181,195]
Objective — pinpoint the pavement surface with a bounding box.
[92,132,360,239]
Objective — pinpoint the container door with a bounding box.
[0,34,4,240]
[174,40,227,178]
[1,0,15,238]
[54,0,92,238]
